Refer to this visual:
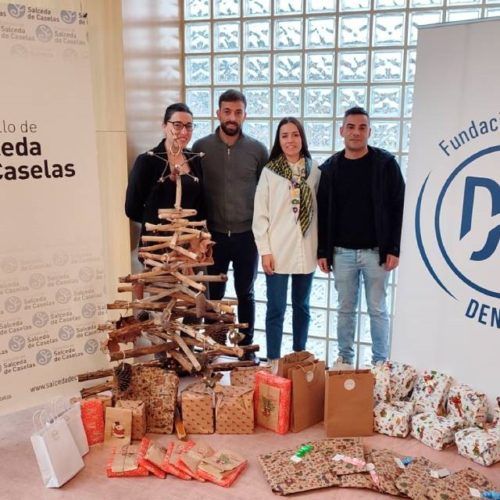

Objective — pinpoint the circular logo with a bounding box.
[36,349,52,365]
[84,339,98,354]
[79,266,94,282]
[60,10,77,24]
[55,287,72,304]
[81,303,96,318]
[344,379,356,391]
[416,146,500,300]
[9,335,25,352]
[52,252,69,266]
[29,273,46,289]
[32,311,49,328]
[7,4,26,18]
[10,44,28,57]
[305,371,314,383]
[1,257,18,274]
[35,24,53,43]
[4,296,22,314]
[58,325,75,341]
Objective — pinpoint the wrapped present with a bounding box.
[493,397,500,426]
[81,398,105,445]
[197,449,247,487]
[181,383,214,434]
[137,438,167,479]
[372,362,392,404]
[115,366,178,434]
[425,467,497,500]
[411,370,452,415]
[411,412,465,450]
[254,371,291,435]
[374,401,414,438]
[161,441,193,480]
[394,456,440,499]
[447,384,488,428]
[369,448,409,496]
[327,438,368,476]
[230,365,271,387]
[386,361,417,401]
[258,439,342,495]
[455,426,500,466]
[176,441,214,481]
[104,406,132,446]
[106,444,149,478]
[115,400,146,441]
[215,385,254,434]
[277,351,315,378]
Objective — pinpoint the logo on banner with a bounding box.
[35,24,52,42]
[415,146,500,329]
[7,4,26,18]
[60,10,77,24]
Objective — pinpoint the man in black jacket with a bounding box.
[317,107,405,369]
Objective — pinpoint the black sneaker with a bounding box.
[240,351,260,364]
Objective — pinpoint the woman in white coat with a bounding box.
[253,117,321,367]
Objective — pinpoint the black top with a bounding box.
[125,139,205,243]
[333,152,377,249]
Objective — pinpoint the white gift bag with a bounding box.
[51,398,89,456]
[30,410,84,488]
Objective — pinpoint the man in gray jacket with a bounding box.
[192,90,268,360]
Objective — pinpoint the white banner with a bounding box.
[393,20,500,404]
[0,1,109,415]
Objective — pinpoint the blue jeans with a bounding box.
[333,247,390,365]
[265,273,314,359]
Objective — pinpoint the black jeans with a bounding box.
[208,230,258,345]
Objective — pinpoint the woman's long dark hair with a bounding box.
[269,117,311,162]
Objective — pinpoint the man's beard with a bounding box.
[220,121,241,137]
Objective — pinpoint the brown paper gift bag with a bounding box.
[115,400,146,441]
[277,351,315,378]
[181,383,214,434]
[104,406,133,446]
[214,385,254,434]
[290,361,325,432]
[324,369,374,437]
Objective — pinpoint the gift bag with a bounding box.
[51,398,89,456]
[30,410,84,488]
[115,400,146,441]
[324,369,374,437]
[104,406,133,446]
[277,351,315,378]
[255,372,291,434]
[289,361,325,432]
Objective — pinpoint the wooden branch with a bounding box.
[172,333,201,371]
[172,271,206,292]
[81,381,114,399]
[78,369,113,382]
[210,360,261,371]
[108,341,177,361]
[168,350,192,372]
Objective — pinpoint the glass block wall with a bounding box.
[183,0,500,367]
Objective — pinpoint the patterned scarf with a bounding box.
[266,154,313,236]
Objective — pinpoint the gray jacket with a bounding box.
[192,128,268,233]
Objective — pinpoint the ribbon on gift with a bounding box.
[112,444,140,473]
[290,444,314,463]
[332,453,366,469]
[470,489,500,500]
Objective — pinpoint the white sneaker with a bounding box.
[332,356,354,371]
[267,358,279,375]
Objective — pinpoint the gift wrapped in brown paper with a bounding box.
[115,400,146,441]
[115,365,178,434]
[214,385,254,434]
[106,444,149,478]
[104,406,133,447]
[230,365,272,387]
[181,383,214,434]
[277,351,315,378]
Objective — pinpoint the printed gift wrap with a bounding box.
[181,383,214,434]
[197,449,247,487]
[411,370,452,415]
[447,384,488,428]
[115,366,178,434]
[230,365,271,387]
[106,444,149,478]
[162,441,194,480]
[372,362,392,404]
[373,401,414,438]
[386,361,418,401]
[455,426,500,466]
[115,400,146,441]
[214,385,254,434]
[137,438,167,479]
[254,371,291,434]
[81,398,105,445]
[258,439,342,495]
[369,448,410,496]
[394,456,440,499]
[425,467,497,500]
[411,412,465,450]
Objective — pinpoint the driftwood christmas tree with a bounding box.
[78,164,259,398]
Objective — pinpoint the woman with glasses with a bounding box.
[252,117,321,371]
[125,103,204,245]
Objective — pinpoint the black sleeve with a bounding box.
[386,157,406,257]
[124,154,157,224]
[317,167,330,260]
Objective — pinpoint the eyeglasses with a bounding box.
[167,121,195,132]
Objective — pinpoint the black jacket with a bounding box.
[317,146,405,266]
[125,139,205,241]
